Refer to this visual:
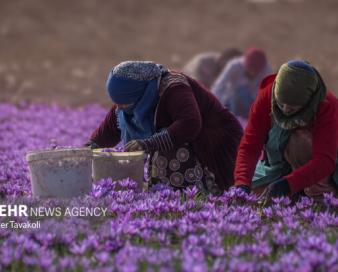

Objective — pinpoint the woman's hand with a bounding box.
[124,140,146,152]
[84,140,100,149]
[236,184,251,194]
[259,178,290,199]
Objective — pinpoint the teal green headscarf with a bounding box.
[272,60,327,130]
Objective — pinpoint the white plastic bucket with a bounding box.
[92,149,146,190]
[26,148,93,198]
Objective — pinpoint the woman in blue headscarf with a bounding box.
[87,61,243,194]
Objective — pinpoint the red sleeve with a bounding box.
[285,94,338,193]
[162,84,202,147]
[234,77,274,187]
[89,105,121,148]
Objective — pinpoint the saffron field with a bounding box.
[0,103,337,272]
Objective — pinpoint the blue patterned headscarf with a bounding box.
[106,61,168,144]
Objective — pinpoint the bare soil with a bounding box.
[0,0,337,107]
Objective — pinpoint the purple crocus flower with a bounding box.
[1,102,338,270]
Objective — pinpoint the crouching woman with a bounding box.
[234,60,338,200]
[87,61,243,194]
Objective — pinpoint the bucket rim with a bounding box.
[93,148,145,158]
[26,147,92,162]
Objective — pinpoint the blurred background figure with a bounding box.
[211,47,272,118]
[182,48,242,89]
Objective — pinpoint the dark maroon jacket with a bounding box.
[90,72,243,190]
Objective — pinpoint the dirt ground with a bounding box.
[0,0,337,107]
